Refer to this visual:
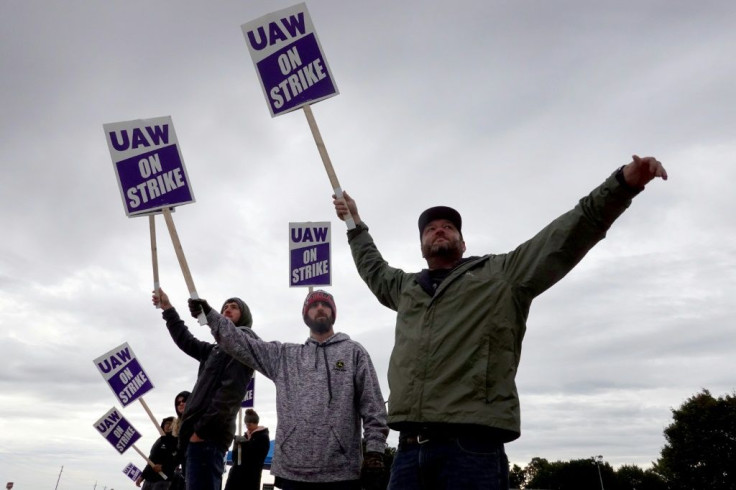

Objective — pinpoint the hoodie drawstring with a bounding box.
[316,344,333,404]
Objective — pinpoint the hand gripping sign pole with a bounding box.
[132,445,168,480]
[162,207,207,325]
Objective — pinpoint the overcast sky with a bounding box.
[1,1,735,488]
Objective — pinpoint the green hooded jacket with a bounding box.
[347,170,640,442]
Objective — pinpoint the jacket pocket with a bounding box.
[279,424,349,470]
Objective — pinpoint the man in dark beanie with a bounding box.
[189,289,389,490]
[152,288,257,490]
[333,155,668,489]
[224,408,270,490]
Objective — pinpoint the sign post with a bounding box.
[103,116,205,322]
[150,215,160,300]
[242,3,355,228]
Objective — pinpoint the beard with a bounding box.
[305,316,332,335]
[422,236,464,261]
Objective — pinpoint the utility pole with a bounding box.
[592,455,605,490]
[54,465,64,490]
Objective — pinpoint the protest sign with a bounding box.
[103,116,195,217]
[93,342,164,436]
[289,222,330,287]
[93,408,167,480]
[242,2,338,117]
[94,343,154,407]
[93,407,142,454]
[242,4,355,228]
[123,462,142,482]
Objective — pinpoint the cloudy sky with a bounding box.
[1,0,735,487]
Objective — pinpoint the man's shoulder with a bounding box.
[236,325,261,339]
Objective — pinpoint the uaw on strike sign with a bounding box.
[94,342,154,407]
[242,3,338,116]
[290,222,330,287]
[93,407,141,454]
[103,116,195,216]
[123,462,142,482]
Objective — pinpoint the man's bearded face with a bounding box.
[421,219,465,261]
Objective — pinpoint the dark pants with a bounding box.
[185,440,225,490]
[388,432,509,490]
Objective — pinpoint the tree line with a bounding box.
[507,389,735,489]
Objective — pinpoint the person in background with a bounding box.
[136,416,178,489]
[171,390,190,441]
[224,408,271,490]
[170,390,190,488]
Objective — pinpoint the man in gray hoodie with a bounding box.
[189,290,389,490]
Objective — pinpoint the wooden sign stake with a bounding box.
[162,208,207,325]
[303,104,355,230]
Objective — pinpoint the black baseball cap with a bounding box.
[418,206,462,237]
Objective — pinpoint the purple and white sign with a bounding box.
[94,342,154,407]
[242,3,338,117]
[103,116,195,216]
[241,376,255,408]
[289,221,330,287]
[93,407,141,454]
[123,462,142,482]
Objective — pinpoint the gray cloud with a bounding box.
[2,1,735,487]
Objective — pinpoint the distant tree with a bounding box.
[523,457,555,488]
[509,463,526,489]
[523,457,615,490]
[518,457,668,490]
[652,389,736,489]
[616,464,666,490]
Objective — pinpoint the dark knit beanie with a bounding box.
[221,297,253,328]
[302,290,337,325]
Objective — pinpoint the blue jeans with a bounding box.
[185,440,225,490]
[388,433,509,490]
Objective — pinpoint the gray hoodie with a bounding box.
[205,309,388,483]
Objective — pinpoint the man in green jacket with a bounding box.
[333,155,667,490]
